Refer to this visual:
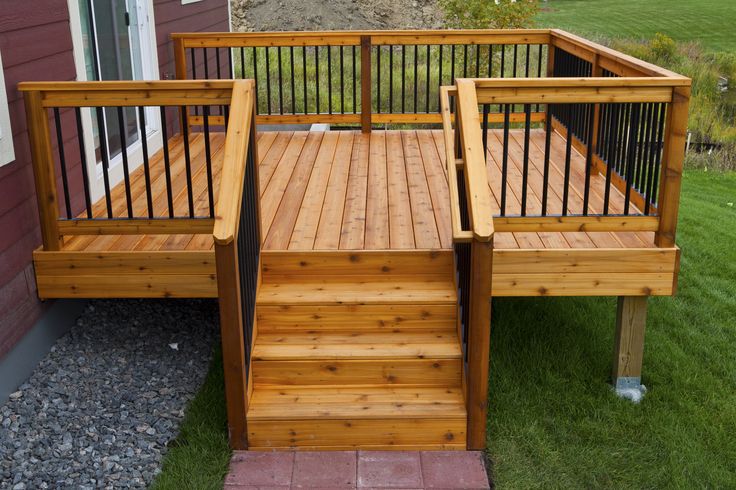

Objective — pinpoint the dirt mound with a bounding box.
[231,0,445,32]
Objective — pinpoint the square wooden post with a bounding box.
[467,239,493,449]
[360,35,372,133]
[612,296,648,402]
[214,241,250,449]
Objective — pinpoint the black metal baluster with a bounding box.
[525,44,530,77]
[500,45,506,77]
[512,45,518,77]
[542,108,552,216]
[53,108,72,218]
[290,47,296,114]
[501,104,510,215]
[116,107,133,218]
[475,44,480,77]
[401,46,406,113]
[583,103,595,215]
[562,104,573,216]
[216,47,222,79]
[228,47,233,78]
[203,47,209,78]
[138,107,153,218]
[327,45,333,114]
[462,44,468,77]
[203,106,215,217]
[352,45,357,113]
[191,49,197,79]
[412,45,418,113]
[340,45,344,114]
[265,47,272,115]
[451,44,456,82]
[376,45,381,114]
[623,104,641,215]
[95,107,113,218]
[303,46,308,114]
[536,44,543,112]
[315,46,320,114]
[160,106,174,218]
[252,47,259,112]
[488,45,493,77]
[277,46,284,115]
[389,45,394,113]
[74,108,92,218]
[603,104,616,214]
[521,104,531,216]
[240,47,245,79]
[648,103,667,209]
[438,45,444,110]
[181,105,195,217]
[425,44,431,113]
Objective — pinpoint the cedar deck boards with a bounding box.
[34,128,678,299]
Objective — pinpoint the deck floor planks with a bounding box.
[339,132,370,250]
[57,129,661,254]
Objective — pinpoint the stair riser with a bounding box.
[252,359,461,386]
[247,418,466,450]
[261,250,454,278]
[257,304,457,333]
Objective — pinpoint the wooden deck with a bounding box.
[58,128,657,253]
[34,128,678,299]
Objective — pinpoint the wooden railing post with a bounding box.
[656,86,690,248]
[214,240,249,449]
[23,90,61,251]
[173,36,190,131]
[467,238,493,450]
[360,35,372,133]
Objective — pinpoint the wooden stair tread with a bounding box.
[253,331,461,360]
[256,279,456,305]
[247,385,466,420]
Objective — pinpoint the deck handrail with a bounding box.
[19,80,237,251]
[213,80,257,245]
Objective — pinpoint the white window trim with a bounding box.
[181,0,204,4]
[0,51,15,167]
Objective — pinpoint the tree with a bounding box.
[440,0,540,30]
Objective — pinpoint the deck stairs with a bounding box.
[247,250,467,450]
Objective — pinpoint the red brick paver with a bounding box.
[225,451,490,489]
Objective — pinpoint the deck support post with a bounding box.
[466,239,493,449]
[612,296,648,403]
[360,35,372,133]
[214,241,250,449]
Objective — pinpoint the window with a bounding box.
[181,0,203,4]
[0,50,15,167]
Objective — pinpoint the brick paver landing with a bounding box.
[225,450,491,489]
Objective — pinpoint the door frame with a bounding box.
[67,0,164,204]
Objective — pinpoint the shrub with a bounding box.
[440,0,540,29]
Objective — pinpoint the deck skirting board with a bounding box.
[492,247,679,296]
[33,249,218,299]
[33,247,678,299]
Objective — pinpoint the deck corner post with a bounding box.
[655,85,690,248]
[214,241,250,450]
[23,90,61,251]
[612,296,648,403]
[467,238,493,449]
[360,35,372,133]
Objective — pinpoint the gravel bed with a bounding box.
[0,299,219,489]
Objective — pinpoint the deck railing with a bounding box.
[19,81,237,249]
[212,80,259,449]
[172,30,551,129]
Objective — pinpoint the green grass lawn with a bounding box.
[152,169,736,488]
[536,0,736,52]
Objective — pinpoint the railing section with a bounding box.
[172,30,551,129]
[213,80,259,449]
[471,77,689,235]
[19,81,236,249]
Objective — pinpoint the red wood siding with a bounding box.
[0,0,230,359]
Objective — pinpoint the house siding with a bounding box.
[0,0,230,359]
